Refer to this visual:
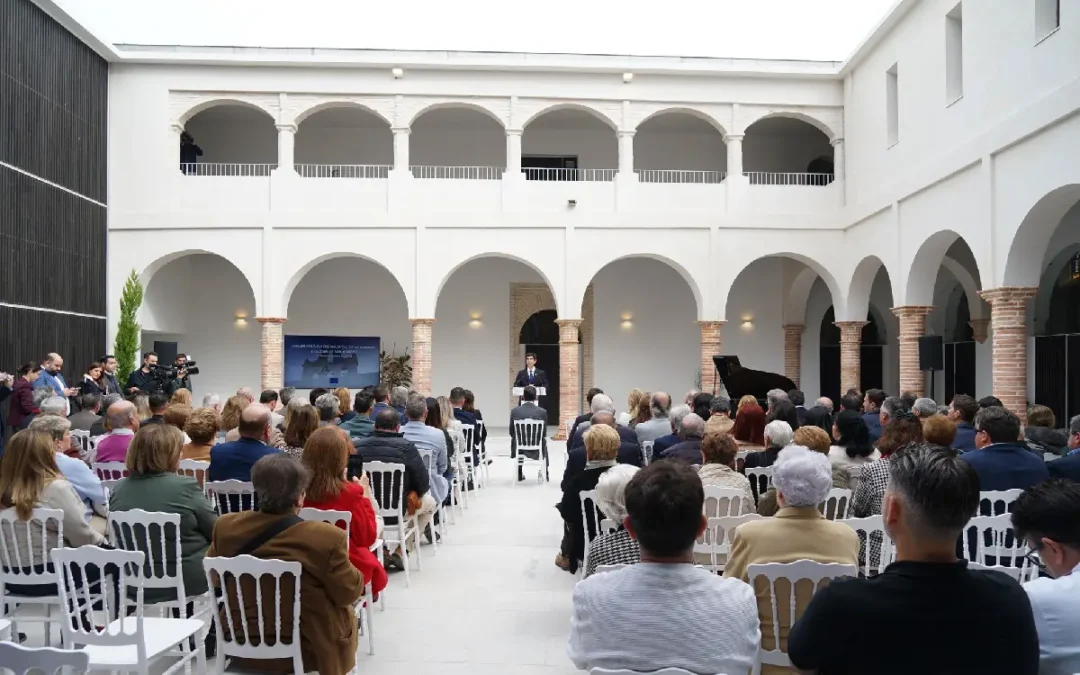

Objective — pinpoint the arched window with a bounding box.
[182,105,277,176]
[743,116,833,186]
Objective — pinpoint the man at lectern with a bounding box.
[514,353,549,389]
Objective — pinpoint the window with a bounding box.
[886,63,899,146]
[1035,0,1061,40]
[945,3,964,103]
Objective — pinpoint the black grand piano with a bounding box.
[711,355,796,405]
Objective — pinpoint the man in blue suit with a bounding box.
[948,394,980,453]
[37,353,77,414]
[450,387,478,466]
[862,388,886,444]
[1048,414,1080,482]
[209,404,279,509]
[960,406,1049,492]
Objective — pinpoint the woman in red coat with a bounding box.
[301,426,388,597]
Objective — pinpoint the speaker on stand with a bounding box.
[918,335,944,400]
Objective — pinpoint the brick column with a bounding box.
[835,321,868,394]
[256,318,286,390]
[969,318,990,344]
[698,321,725,395]
[410,318,435,395]
[782,325,804,387]
[980,287,1037,422]
[892,306,934,397]
[555,320,584,440]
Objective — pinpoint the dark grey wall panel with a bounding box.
[0,0,108,202]
[0,305,105,383]
[0,165,107,314]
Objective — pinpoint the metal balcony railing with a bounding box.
[636,169,727,184]
[294,164,391,178]
[411,165,505,180]
[744,172,835,186]
[180,163,276,177]
[522,167,617,182]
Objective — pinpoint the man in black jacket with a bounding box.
[561,411,642,492]
[353,408,438,567]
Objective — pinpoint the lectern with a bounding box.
[512,387,547,397]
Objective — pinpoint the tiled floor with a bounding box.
[15,434,581,674]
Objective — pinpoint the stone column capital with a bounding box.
[556,318,584,343]
[968,318,990,344]
[170,122,185,134]
[617,130,635,139]
[275,124,297,134]
[723,133,744,143]
[697,320,727,329]
[409,318,436,327]
[391,126,411,135]
[830,136,845,147]
[782,324,805,333]
[834,320,869,338]
[256,317,287,324]
[979,286,1038,304]
[506,128,523,136]
[891,305,935,319]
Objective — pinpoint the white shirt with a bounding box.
[567,562,760,674]
[1024,562,1080,675]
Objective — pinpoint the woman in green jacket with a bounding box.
[109,423,217,605]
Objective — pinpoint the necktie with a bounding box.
[529,370,533,382]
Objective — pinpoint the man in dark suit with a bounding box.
[100,355,123,396]
[862,388,886,444]
[1048,414,1080,482]
[960,406,1049,493]
[140,391,169,426]
[567,387,604,445]
[789,389,809,428]
[651,404,693,458]
[209,403,279,484]
[561,411,642,492]
[450,386,479,467]
[948,394,979,453]
[569,394,637,449]
[68,393,103,432]
[510,385,548,482]
[513,353,548,389]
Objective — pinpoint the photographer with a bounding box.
[170,353,193,395]
[125,352,159,395]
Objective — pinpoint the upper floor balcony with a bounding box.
[167,101,845,219]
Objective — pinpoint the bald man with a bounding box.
[209,402,279,484]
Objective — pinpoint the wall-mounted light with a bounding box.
[235,313,248,327]
[623,72,634,84]
[620,312,633,329]
[469,312,483,329]
[392,67,404,79]
[741,314,753,329]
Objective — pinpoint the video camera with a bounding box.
[148,360,200,382]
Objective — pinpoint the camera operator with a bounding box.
[170,353,193,395]
[125,352,159,395]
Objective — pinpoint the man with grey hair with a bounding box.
[90,393,123,435]
[912,397,939,419]
[635,392,673,446]
[278,386,296,407]
[236,387,254,403]
[390,386,409,417]
[653,403,693,457]
[684,390,700,406]
[570,394,637,449]
[202,393,222,413]
[402,394,449,508]
[314,393,340,425]
[660,413,707,463]
[562,410,643,493]
[766,388,788,414]
[1047,414,1080,481]
[30,414,108,522]
[706,396,734,435]
[879,395,905,429]
[68,393,102,432]
[815,397,834,414]
[40,395,68,418]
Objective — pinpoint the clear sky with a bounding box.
[54,0,897,62]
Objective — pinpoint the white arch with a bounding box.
[844,255,896,323]
[521,102,618,131]
[722,252,844,322]
[283,252,413,317]
[570,253,703,320]
[140,249,261,317]
[742,110,837,140]
[905,230,985,307]
[293,100,392,127]
[783,266,823,326]
[634,107,728,136]
[433,252,561,317]
[1003,184,1080,287]
[176,97,277,126]
[409,101,507,128]
[940,256,986,320]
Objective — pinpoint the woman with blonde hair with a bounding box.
[334,387,355,424]
[170,388,192,407]
[302,426,387,597]
[0,430,105,596]
[438,395,467,461]
[132,393,151,421]
[110,424,217,605]
[219,395,250,441]
[556,424,620,573]
[617,389,647,427]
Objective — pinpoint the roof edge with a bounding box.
[32,0,121,61]
[838,0,921,77]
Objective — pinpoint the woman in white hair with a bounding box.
[743,419,793,502]
[724,446,859,675]
[582,464,641,578]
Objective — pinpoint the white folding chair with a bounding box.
[203,555,303,675]
[641,440,654,466]
[204,480,256,514]
[839,515,896,576]
[703,486,749,518]
[819,488,852,520]
[0,641,90,674]
[417,449,444,551]
[598,518,619,534]
[366,461,421,586]
[579,490,605,574]
[0,507,67,646]
[745,466,774,497]
[459,424,480,493]
[735,449,751,472]
[967,561,1027,581]
[92,461,129,493]
[747,560,858,670]
[177,459,210,489]
[70,429,92,460]
[52,546,206,675]
[962,514,1033,579]
[513,418,548,485]
[695,514,762,573]
[980,489,1024,516]
[474,418,489,483]
[298,507,375,656]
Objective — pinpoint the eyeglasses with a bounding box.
[1023,545,1047,573]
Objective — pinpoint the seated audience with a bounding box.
[815,396,835,414]
[208,454,364,675]
[201,393,222,413]
[29,415,108,529]
[131,394,151,422]
[698,432,754,515]
[1025,405,1069,458]
[438,395,467,464]
[462,389,487,453]
[110,424,216,606]
[912,397,939,419]
[353,408,437,567]
[568,461,759,674]
[691,392,714,422]
[961,406,1049,492]
[450,387,479,463]
[401,394,449,508]
[570,395,638,449]
[0,430,106,596]
[766,399,800,431]
[89,393,120,436]
[829,409,879,491]
[659,413,707,464]
[208,403,279,483]
[651,404,692,458]
[95,400,140,463]
[141,392,168,425]
[259,389,284,429]
[862,388,887,443]
[333,387,354,424]
[281,404,319,460]
[852,411,924,518]
[732,396,767,446]
[802,404,833,436]
[391,386,410,424]
[562,411,642,493]
[170,388,192,407]
[68,393,102,432]
[1011,479,1080,675]
[704,396,734,435]
[790,389,809,426]
[745,419,793,471]
[583,465,641,577]
[557,424,620,573]
[568,387,605,443]
[301,426,388,597]
[766,388,788,415]
[980,395,1005,409]
[840,391,863,413]
[634,392,673,445]
[340,392,375,439]
[425,396,457,468]
[315,392,340,426]
[758,425,847,517]
[279,397,308,437]
[617,388,647,427]
[39,394,68,420]
[726,446,859,673]
[921,413,958,449]
[181,407,219,462]
[236,387,255,403]
[510,385,549,482]
[1047,414,1080,482]
[788,444,1040,675]
[163,404,192,441]
[219,395,249,441]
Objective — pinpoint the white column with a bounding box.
[506,129,522,176]
[725,134,744,179]
[831,137,845,182]
[393,127,411,172]
[276,124,296,172]
[618,131,635,175]
[171,123,184,173]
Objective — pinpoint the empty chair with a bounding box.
[0,641,90,674]
[513,418,548,485]
[981,489,1024,516]
[0,508,71,646]
[641,440,654,466]
[417,449,443,550]
[92,460,129,492]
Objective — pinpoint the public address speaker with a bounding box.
[918,335,944,372]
